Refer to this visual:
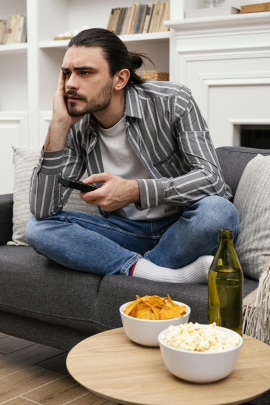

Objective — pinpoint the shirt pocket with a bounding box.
[153,150,185,178]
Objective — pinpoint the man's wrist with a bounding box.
[131,180,140,203]
[44,120,71,152]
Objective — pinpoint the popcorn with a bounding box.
[160,322,241,352]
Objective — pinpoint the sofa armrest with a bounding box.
[0,194,13,245]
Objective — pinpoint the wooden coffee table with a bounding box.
[66,328,270,405]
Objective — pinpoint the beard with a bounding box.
[65,80,113,117]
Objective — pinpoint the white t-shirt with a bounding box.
[97,117,178,220]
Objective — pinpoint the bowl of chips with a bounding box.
[158,322,243,383]
[120,295,190,347]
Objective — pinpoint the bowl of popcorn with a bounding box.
[158,322,243,383]
[120,294,190,347]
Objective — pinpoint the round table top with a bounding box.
[66,327,270,405]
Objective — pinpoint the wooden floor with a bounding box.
[0,332,114,405]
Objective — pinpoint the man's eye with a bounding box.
[81,71,91,76]
[63,72,71,78]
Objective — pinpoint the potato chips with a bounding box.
[125,295,186,320]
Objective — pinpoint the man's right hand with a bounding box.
[44,71,83,152]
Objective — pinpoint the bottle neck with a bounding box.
[211,228,242,272]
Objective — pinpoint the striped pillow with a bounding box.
[8,146,99,246]
[234,154,270,280]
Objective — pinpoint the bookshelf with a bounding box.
[0,0,191,193]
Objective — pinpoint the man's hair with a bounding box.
[68,28,153,85]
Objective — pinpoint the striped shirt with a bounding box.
[29,81,232,218]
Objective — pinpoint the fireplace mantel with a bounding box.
[165,12,270,147]
[166,11,270,35]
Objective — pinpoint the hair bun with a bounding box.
[128,52,143,70]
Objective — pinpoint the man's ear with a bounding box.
[114,69,130,90]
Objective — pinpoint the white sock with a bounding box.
[131,256,213,284]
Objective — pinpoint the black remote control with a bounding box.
[58,176,97,192]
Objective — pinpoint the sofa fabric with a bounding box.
[215,146,270,197]
[0,244,258,336]
[0,146,269,351]
[0,193,12,245]
[1,145,269,405]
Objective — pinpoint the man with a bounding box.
[25,28,239,283]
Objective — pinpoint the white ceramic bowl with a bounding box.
[119,300,190,347]
[158,325,243,383]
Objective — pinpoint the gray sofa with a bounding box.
[0,146,268,353]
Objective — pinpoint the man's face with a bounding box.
[62,46,114,116]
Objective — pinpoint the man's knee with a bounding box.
[197,196,239,240]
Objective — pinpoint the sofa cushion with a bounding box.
[234,154,270,280]
[9,146,99,246]
[0,245,258,332]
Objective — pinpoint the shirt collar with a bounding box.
[125,84,142,119]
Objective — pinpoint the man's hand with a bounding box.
[79,173,140,212]
[44,71,83,152]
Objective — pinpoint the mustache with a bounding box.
[64,90,86,101]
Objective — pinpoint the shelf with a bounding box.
[39,31,170,49]
[120,31,170,42]
[0,43,28,55]
[164,11,270,34]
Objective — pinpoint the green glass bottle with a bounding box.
[208,228,243,336]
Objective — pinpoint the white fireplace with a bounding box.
[166,11,270,148]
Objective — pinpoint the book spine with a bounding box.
[106,8,115,31]
[142,4,152,34]
[115,7,127,35]
[120,8,129,35]
[21,16,27,43]
[130,3,140,35]
[153,1,162,33]
[0,19,7,45]
[5,15,17,44]
[16,15,25,43]
[110,8,121,34]
[124,6,135,35]
[133,4,147,34]
[148,3,156,33]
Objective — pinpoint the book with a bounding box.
[159,2,170,32]
[15,15,26,43]
[4,15,17,44]
[106,8,115,31]
[0,19,7,44]
[124,4,136,35]
[111,8,121,33]
[151,1,162,32]
[115,7,128,35]
[240,2,270,13]
[157,1,167,32]
[133,4,147,34]
[142,4,154,34]
[121,7,131,35]
[148,3,157,32]
[129,3,140,35]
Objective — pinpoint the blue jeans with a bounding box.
[25,196,239,276]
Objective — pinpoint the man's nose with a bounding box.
[66,73,79,89]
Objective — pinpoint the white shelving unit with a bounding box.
[0,0,186,193]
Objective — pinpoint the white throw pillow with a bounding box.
[234,154,270,280]
[8,146,99,246]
